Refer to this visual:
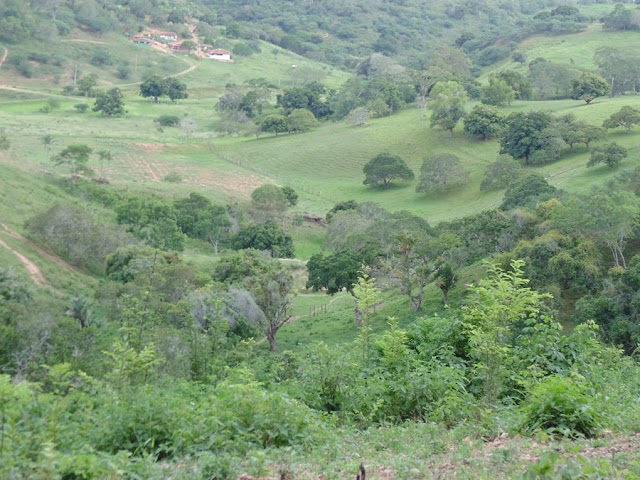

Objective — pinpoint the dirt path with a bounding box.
[1,224,83,276]
[170,61,198,78]
[0,237,49,287]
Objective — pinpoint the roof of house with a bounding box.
[209,49,232,55]
[159,32,178,37]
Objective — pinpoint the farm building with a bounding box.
[132,36,152,46]
[206,49,233,62]
[157,32,179,41]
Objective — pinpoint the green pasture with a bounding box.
[215,95,640,223]
[494,24,640,73]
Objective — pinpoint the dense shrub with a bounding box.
[520,375,602,438]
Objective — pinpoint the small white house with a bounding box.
[206,49,233,62]
[158,32,178,41]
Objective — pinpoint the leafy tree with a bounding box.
[575,254,640,353]
[434,263,456,305]
[26,203,132,273]
[553,189,640,268]
[261,114,288,135]
[463,260,552,405]
[463,104,505,140]
[346,107,370,127]
[0,267,32,304]
[77,74,98,97]
[362,153,414,189]
[277,83,332,119]
[501,174,556,211]
[180,40,197,52]
[306,250,361,295]
[527,60,577,100]
[326,199,359,221]
[481,77,515,107]
[250,184,290,221]
[415,153,468,193]
[496,70,532,100]
[480,155,522,191]
[499,111,553,163]
[587,142,627,169]
[53,144,93,179]
[594,47,640,96]
[115,197,186,251]
[93,88,125,116]
[603,4,636,31]
[66,295,93,329]
[603,106,640,134]
[164,77,188,102]
[286,108,318,133]
[174,193,231,253]
[581,125,607,150]
[571,73,610,104]
[429,80,467,136]
[234,221,294,258]
[280,186,298,206]
[392,234,435,311]
[140,75,165,103]
[215,250,294,351]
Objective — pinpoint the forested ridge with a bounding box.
[2,0,640,478]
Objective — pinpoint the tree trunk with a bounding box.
[442,289,449,306]
[267,332,277,352]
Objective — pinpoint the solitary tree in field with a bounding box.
[363,153,414,189]
[480,155,522,191]
[93,88,125,116]
[415,153,468,193]
[53,144,93,181]
[499,111,553,163]
[429,80,467,136]
[140,75,166,103]
[603,106,640,134]
[571,73,610,104]
[587,142,627,168]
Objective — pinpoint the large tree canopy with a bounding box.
[499,111,553,163]
[362,153,414,189]
[571,73,610,104]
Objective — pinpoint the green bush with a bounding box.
[155,115,181,127]
[520,375,602,438]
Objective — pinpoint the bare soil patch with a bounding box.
[1,224,83,276]
[0,236,49,287]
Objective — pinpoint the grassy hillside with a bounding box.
[216,95,640,223]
